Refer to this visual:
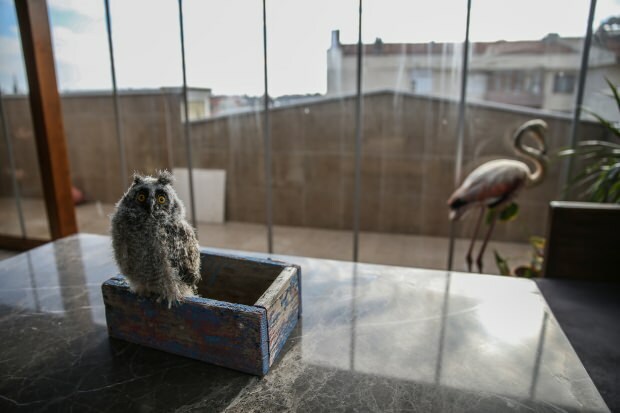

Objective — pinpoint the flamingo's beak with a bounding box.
[449,208,466,221]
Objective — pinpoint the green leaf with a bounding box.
[529,236,545,252]
[583,110,620,139]
[576,140,620,150]
[485,208,496,225]
[560,79,620,203]
[607,163,620,182]
[569,168,602,190]
[609,180,620,203]
[605,77,620,114]
[499,202,519,221]
[514,266,535,278]
[494,250,511,276]
[592,184,607,202]
[557,148,577,157]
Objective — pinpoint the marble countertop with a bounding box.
[0,234,609,412]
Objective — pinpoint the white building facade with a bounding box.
[327,31,620,120]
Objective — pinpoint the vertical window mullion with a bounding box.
[563,0,598,197]
[178,0,197,228]
[352,0,363,262]
[447,0,472,272]
[262,0,274,254]
[104,0,127,190]
[0,91,27,237]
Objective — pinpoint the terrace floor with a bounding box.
[0,198,532,274]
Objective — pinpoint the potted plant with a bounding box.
[495,79,620,278]
[558,79,620,203]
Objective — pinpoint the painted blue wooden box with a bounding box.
[102,249,301,376]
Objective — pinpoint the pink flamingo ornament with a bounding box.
[448,119,548,273]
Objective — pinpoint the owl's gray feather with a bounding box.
[110,170,201,307]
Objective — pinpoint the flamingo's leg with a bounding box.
[476,212,498,273]
[465,207,485,272]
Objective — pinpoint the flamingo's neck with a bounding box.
[513,120,547,186]
[527,155,546,186]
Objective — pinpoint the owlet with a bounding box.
[110,170,201,307]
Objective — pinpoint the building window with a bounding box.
[410,69,432,94]
[553,72,576,94]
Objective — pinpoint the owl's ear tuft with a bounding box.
[157,170,174,185]
[133,173,145,185]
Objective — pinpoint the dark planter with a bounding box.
[543,201,620,280]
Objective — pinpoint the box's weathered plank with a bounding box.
[102,251,301,376]
[256,266,302,365]
[102,276,270,375]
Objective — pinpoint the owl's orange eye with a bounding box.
[157,195,166,204]
[137,193,146,202]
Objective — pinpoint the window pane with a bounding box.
[183,0,268,253]
[0,1,50,240]
[49,0,187,236]
[572,0,620,203]
[0,94,22,238]
[264,0,358,260]
[456,0,592,274]
[357,0,467,269]
[582,0,620,121]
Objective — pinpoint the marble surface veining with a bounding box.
[0,234,609,412]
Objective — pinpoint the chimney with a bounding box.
[374,37,384,53]
[543,33,560,43]
[331,30,340,49]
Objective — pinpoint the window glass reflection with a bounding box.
[358,0,467,269]
[454,0,593,273]
[0,0,50,240]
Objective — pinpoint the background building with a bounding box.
[327,30,620,120]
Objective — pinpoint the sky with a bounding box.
[1,0,618,97]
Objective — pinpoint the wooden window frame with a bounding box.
[1,0,77,251]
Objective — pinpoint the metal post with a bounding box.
[0,90,27,237]
[262,0,274,254]
[447,0,472,272]
[103,0,127,189]
[562,0,597,197]
[178,0,197,227]
[352,0,363,262]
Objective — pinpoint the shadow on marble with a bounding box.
[0,305,254,412]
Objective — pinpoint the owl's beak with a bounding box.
[146,197,155,214]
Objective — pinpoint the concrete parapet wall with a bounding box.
[1,92,182,204]
[0,91,604,242]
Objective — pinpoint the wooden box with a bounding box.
[102,250,301,376]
